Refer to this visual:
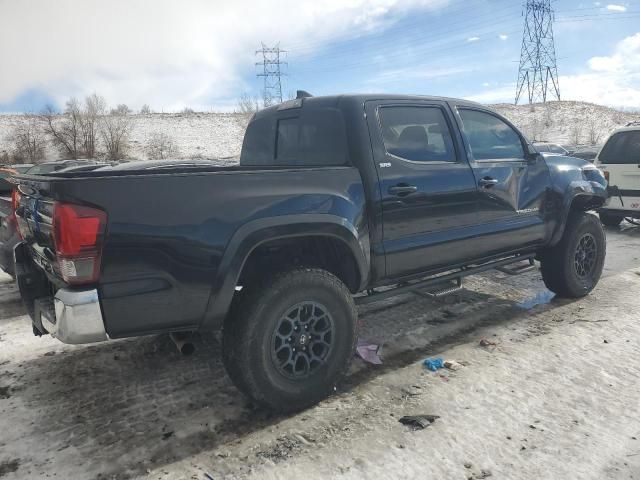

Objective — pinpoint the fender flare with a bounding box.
[199,214,370,329]
[549,180,607,245]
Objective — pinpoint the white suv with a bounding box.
[595,122,640,226]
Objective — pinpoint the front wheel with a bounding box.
[222,268,357,412]
[540,211,606,298]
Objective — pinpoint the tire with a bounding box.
[540,211,606,298]
[599,212,624,227]
[222,268,357,412]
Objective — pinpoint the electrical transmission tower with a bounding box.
[515,0,561,105]
[256,43,286,107]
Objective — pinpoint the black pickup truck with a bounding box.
[12,94,607,411]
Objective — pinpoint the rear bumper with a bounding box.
[14,242,108,344]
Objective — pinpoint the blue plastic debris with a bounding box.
[423,357,444,371]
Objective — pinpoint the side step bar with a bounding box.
[421,278,463,298]
[356,254,536,305]
[495,257,536,275]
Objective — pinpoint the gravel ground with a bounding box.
[1,222,640,479]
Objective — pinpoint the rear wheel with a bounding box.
[222,268,357,412]
[540,211,606,298]
[599,211,624,227]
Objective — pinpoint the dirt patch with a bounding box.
[0,459,19,477]
[0,386,10,399]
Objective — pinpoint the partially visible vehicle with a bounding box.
[10,164,35,173]
[25,159,102,175]
[571,148,600,162]
[0,166,23,275]
[533,141,571,156]
[0,165,32,192]
[596,122,640,226]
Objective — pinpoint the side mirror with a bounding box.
[525,144,540,163]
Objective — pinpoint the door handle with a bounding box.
[478,177,499,188]
[388,184,418,196]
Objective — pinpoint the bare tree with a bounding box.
[42,101,82,159]
[100,113,133,161]
[41,94,107,159]
[145,132,179,160]
[139,104,152,115]
[587,117,602,145]
[8,114,46,163]
[110,104,131,115]
[236,93,260,115]
[181,107,195,115]
[81,93,106,158]
[570,124,582,146]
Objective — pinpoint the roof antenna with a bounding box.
[296,90,313,99]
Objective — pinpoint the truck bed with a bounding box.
[14,162,366,338]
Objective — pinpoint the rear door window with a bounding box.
[377,106,456,162]
[599,131,640,164]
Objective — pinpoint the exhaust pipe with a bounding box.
[170,332,195,356]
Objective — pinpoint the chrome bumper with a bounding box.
[40,288,109,344]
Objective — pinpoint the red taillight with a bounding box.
[53,202,107,285]
[11,189,20,212]
[10,189,21,238]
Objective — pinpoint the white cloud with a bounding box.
[0,0,448,110]
[499,34,508,41]
[366,66,471,86]
[467,36,480,42]
[606,4,627,11]
[465,32,640,108]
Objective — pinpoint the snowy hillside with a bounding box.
[491,101,640,147]
[0,112,248,163]
[1,101,639,164]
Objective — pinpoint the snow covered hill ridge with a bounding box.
[490,101,640,147]
[0,100,638,163]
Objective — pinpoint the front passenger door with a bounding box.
[455,107,550,253]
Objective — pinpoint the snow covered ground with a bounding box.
[1,222,640,479]
[0,100,638,164]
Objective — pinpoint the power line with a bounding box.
[256,43,287,107]
[515,0,561,104]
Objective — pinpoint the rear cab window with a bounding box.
[599,131,640,164]
[241,107,349,167]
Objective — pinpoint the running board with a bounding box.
[356,254,536,305]
[495,257,536,275]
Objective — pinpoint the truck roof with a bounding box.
[254,94,486,119]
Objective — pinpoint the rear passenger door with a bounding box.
[365,100,479,278]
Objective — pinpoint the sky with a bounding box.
[0,0,639,113]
